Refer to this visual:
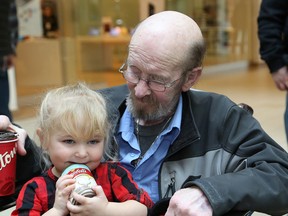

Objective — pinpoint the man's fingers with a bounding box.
[0,115,10,130]
[9,125,27,156]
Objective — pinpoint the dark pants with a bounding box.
[0,70,12,121]
[284,93,288,144]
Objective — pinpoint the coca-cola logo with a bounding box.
[0,146,16,171]
[69,168,89,177]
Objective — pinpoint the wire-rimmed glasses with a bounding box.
[118,62,182,92]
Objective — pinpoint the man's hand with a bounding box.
[165,187,213,216]
[7,54,16,68]
[0,115,27,156]
[271,66,288,90]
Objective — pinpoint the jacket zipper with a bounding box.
[163,171,176,198]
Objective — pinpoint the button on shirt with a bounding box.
[115,96,182,202]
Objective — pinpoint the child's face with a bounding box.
[45,129,105,177]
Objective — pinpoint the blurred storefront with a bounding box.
[15,0,262,95]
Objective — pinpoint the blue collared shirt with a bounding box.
[115,96,182,202]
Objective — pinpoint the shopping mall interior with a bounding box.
[3,0,288,215]
[15,0,261,99]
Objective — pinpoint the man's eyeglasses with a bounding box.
[118,63,182,92]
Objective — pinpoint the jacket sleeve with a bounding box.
[16,136,45,191]
[184,104,288,215]
[11,177,50,216]
[109,163,154,208]
[9,0,18,55]
[257,0,288,73]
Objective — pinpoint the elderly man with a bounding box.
[2,11,288,216]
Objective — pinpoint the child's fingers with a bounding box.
[67,198,81,214]
[56,175,76,192]
[69,191,87,205]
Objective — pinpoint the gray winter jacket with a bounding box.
[100,84,288,215]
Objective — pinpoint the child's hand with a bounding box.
[68,185,109,216]
[49,174,75,215]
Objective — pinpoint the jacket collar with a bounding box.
[166,91,200,156]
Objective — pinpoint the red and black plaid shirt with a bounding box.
[12,162,154,215]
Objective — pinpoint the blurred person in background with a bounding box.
[0,0,18,121]
[258,0,288,143]
[42,2,58,38]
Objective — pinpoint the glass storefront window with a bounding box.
[72,0,139,36]
[54,0,256,84]
[165,0,251,65]
[70,0,251,66]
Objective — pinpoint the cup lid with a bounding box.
[0,131,18,141]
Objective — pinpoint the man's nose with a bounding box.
[134,79,151,98]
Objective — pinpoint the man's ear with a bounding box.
[182,67,202,92]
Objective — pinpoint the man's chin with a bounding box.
[135,107,152,117]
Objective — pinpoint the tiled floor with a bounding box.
[3,63,288,215]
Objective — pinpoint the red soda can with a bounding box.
[62,164,97,205]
